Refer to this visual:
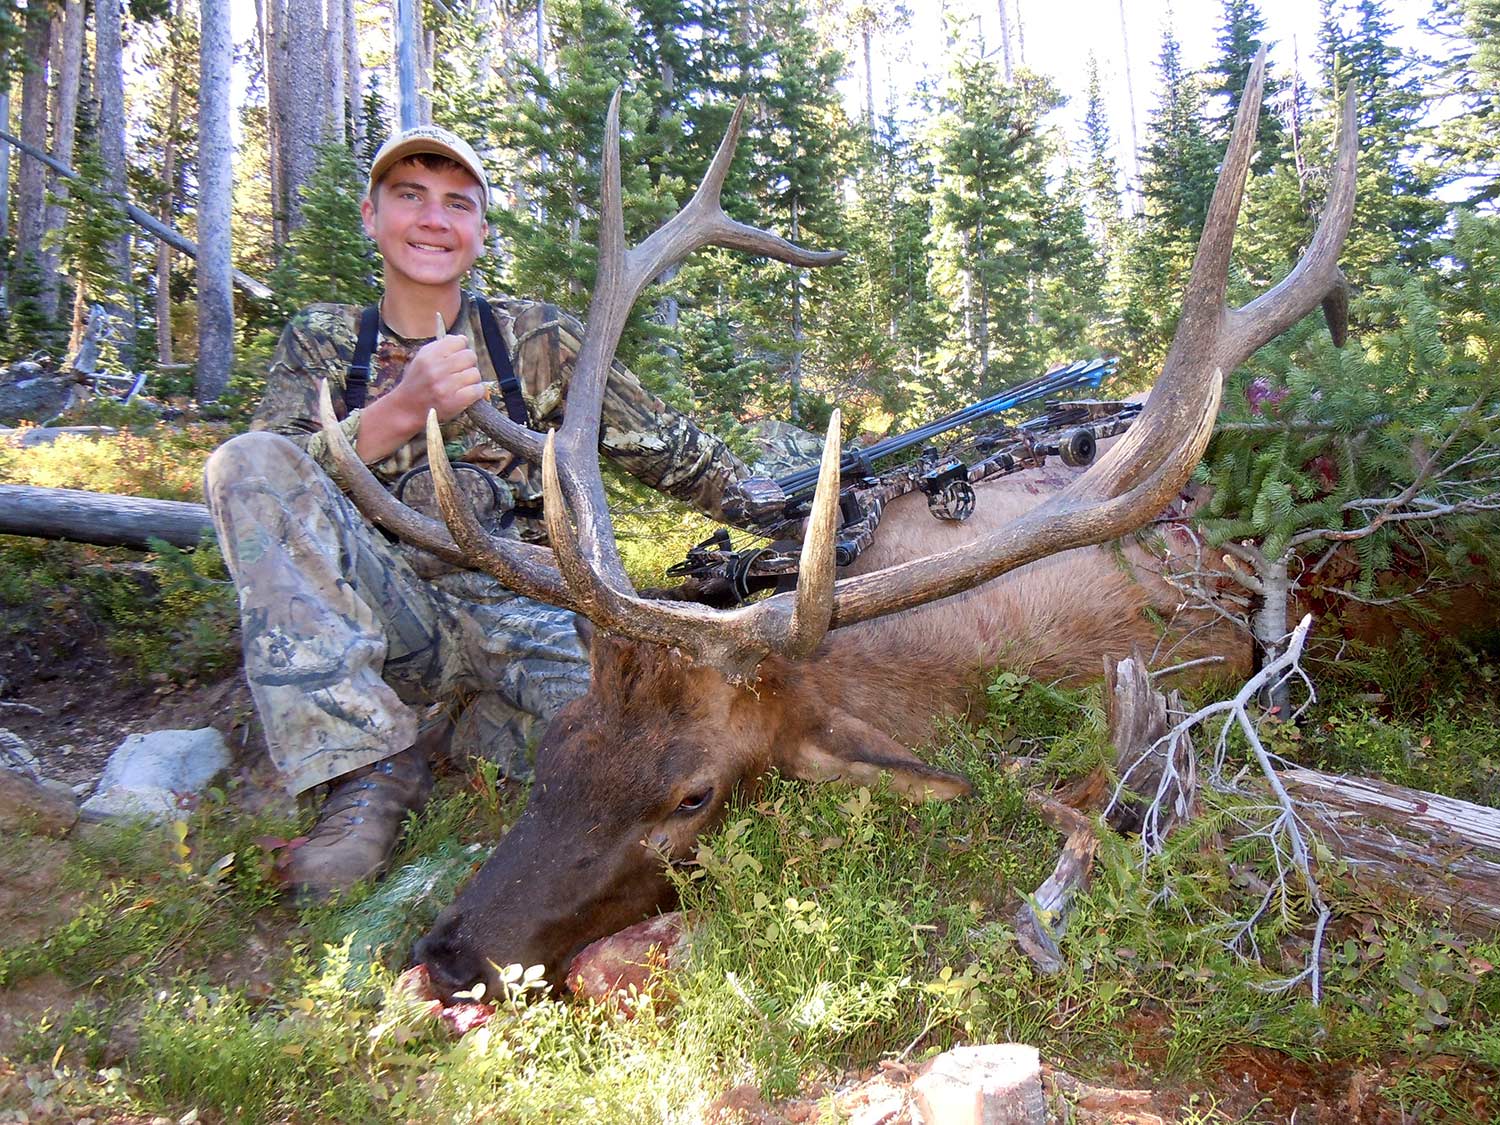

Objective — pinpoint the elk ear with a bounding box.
[778,708,971,802]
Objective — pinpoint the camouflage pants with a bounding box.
[204,432,589,796]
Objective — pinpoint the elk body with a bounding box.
[320,53,1358,1000]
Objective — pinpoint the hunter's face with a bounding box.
[362,159,487,294]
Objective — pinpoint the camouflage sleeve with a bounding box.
[250,305,366,477]
[510,301,752,523]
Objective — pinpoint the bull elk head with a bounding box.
[321,50,1358,998]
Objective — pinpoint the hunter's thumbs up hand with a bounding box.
[391,311,489,425]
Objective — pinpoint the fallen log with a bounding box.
[0,129,273,302]
[1281,768,1500,934]
[0,484,213,550]
[1100,651,1500,938]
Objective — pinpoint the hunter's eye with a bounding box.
[676,788,713,815]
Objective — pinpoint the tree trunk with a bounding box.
[0,90,11,304]
[1279,768,1500,935]
[325,0,347,142]
[198,0,236,403]
[344,0,363,150]
[1251,555,1292,711]
[16,5,53,313]
[44,0,84,321]
[258,0,285,246]
[395,0,420,129]
[996,0,1013,81]
[95,0,135,359]
[1104,653,1500,940]
[862,23,875,139]
[156,0,184,367]
[281,0,325,229]
[1116,0,1141,213]
[0,128,274,301]
[0,484,213,550]
[789,195,803,424]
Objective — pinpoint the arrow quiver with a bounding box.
[669,357,1141,605]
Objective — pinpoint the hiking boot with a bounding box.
[284,747,433,901]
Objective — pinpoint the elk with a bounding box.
[317,52,1357,1001]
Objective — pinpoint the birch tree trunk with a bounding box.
[16,5,53,315]
[95,0,135,356]
[198,0,236,403]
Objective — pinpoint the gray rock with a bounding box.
[0,768,80,835]
[0,373,82,427]
[912,1044,1045,1125]
[80,728,232,822]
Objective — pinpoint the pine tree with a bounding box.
[1079,54,1122,256]
[1189,216,1500,669]
[1115,18,1217,376]
[1428,0,1500,206]
[740,0,855,422]
[50,138,135,367]
[925,50,1071,405]
[267,140,381,313]
[1316,0,1442,281]
[1204,0,1285,172]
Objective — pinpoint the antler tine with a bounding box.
[462,397,546,465]
[782,408,842,656]
[423,411,571,605]
[822,49,1357,632]
[1222,81,1358,365]
[315,379,569,597]
[541,427,828,680]
[315,379,465,566]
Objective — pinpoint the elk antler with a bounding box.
[818,47,1358,629]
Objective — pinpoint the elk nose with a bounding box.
[413,926,485,1002]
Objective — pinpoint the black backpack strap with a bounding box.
[344,304,381,410]
[470,293,530,427]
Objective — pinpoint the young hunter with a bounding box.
[205,126,803,899]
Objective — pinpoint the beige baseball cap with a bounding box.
[367,125,490,209]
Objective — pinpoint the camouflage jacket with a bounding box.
[252,294,753,542]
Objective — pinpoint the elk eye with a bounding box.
[675,788,713,815]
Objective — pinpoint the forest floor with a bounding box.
[1,589,1497,1122]
[0,426,1497,1122]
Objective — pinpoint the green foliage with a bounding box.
[268,140,381,315]
[923,47,1098,408]
[1194,214,1500,604]
[3,251,67,357]
[50,138,136,369]
[90,537,242,684]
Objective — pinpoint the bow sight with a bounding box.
[669,357,1141,605]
